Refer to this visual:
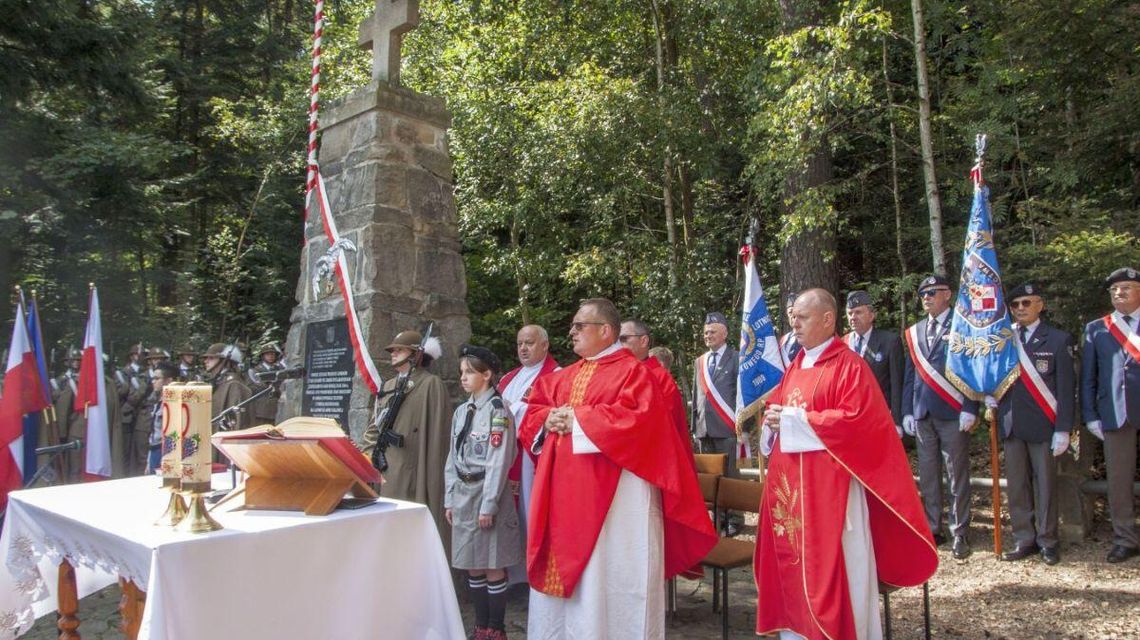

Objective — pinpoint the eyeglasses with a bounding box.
[570,321,606,332]
[1009,299,1038,309]
[618,333,646,342]
[919,288,949,298]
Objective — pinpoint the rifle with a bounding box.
[370,322,434,472]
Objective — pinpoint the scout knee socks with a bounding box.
[487,577,508,632]
[468,576,489,629]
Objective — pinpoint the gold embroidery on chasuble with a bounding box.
[543,554,565,597]
[569,361,598,407]
[772,471,803,566]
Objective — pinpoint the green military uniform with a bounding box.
[53,349,125,480]
[246,341,285,426]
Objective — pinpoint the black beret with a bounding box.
[1105,267,1140,288]
[1007,283,1042,301]
[459,344,501,374]
[846,290,873,309]
[917,275,950,293]
[704,312,728,327]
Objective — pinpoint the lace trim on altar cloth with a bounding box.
[3,528,150,636]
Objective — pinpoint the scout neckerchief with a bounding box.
[904,323,964,411]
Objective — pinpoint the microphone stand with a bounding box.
[24,440,84,488]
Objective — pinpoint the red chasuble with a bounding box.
[519,348,717,598]
[755,340,937,639]
[643,357,690,442]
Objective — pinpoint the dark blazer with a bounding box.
[1081,314,1140,432]
[998,321,1076,443]
[691,346,739,439]
[903,317,980,421]
[780,332,802,367]
[848,328,905,425]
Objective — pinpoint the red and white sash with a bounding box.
[904,325,964,411]
[1014,335,1057,423]
[697,352,736,426]
[1104,314,1140,362]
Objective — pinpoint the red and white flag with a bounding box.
[75,287,112,479]
[1,302,48,509]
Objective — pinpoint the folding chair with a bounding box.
[881,581,932,640]
[693,453,728,476]
[700,476,764,640]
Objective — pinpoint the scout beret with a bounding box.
[917,275,950,293]
[459,344,501,374]
[846,290,873,309]
[1105,267,1140,288]
[704,312,728,327]
[1007,283,1042,301]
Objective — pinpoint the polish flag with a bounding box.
[75,287,112,479]
[1,301,49,509]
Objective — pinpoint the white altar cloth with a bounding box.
[1,475,464,639]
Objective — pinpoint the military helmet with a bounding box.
[145,346,169,360]
[202,343,243,365]
[257,341,283,357]
[176,345,197,356]
[385,331,423,352]
[65,346,82,362]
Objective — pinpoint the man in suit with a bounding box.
[1081,267,1140,563]
[844,290,905,434]
[903,275,980,559]
[779,293,802,367]
[692,311,741,533]
[988,284,1074,565]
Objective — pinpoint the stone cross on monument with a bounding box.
[358,0,420,85]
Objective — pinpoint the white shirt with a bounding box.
[1017,318,1041,343]
[850,329,871,356]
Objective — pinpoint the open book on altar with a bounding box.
[211,417,381,515]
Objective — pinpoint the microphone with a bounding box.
[255,367,306,382]
[36,440,83,456]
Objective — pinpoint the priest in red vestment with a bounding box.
[520,299,717,639]
[619,319,690,442]
[756,289,937,640]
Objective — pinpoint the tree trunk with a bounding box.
[882,36,908,329]
[650,0,678,289]
[510,214,531,326]
[910,0,947,276]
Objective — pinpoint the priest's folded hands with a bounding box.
[762,403,784,431]
[543,405,574,434]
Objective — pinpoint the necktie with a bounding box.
[1020,326,1030,345]
[854,334,864,355]
[1125,315,1134,331]
[708,352,718,376]
[926,318,937,349]
[455,403,476,453]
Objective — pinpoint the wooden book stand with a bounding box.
[212,417,380,516]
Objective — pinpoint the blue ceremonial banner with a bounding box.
[736,246,784,425]
[946,172,1019,401]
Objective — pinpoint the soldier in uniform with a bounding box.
[201,343,252,432]
[988,284,1074,565]
[54,347,125,479]
[115,344,149,468]
[359,329,452,552]
[1081,267,1140,563]
[246,341,286,426]
[444,345,521,640]
[144,347,169,375]
[176,345,201,381]
[903,275,980,559]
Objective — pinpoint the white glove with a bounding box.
[1051,431,1071,457]
[984,395,998,409]
[959,412,976,432]
[1087,420,1104,441]
[902,415,916,437]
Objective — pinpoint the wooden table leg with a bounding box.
[57,559,80,640]
[118,578,145,640]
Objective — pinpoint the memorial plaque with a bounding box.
[303,319,356,432]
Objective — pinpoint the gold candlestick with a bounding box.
[175,383,222,533]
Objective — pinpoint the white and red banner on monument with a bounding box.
[313,174,384,394]
[904,325,965,412]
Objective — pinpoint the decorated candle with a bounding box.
[159,384,183,488]
[178,382,213,493]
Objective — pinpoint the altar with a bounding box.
[0,475,464,639]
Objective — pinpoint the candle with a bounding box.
[179,382,213,494]
[160,384,183,488]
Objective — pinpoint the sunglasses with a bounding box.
[618,333,646,342]
[570,321,606,332]
[1009,299,1038,309]
[919,288,949,298]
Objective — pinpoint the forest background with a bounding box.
[2,0,1137,379]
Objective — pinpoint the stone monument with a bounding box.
[280,0,471,440]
